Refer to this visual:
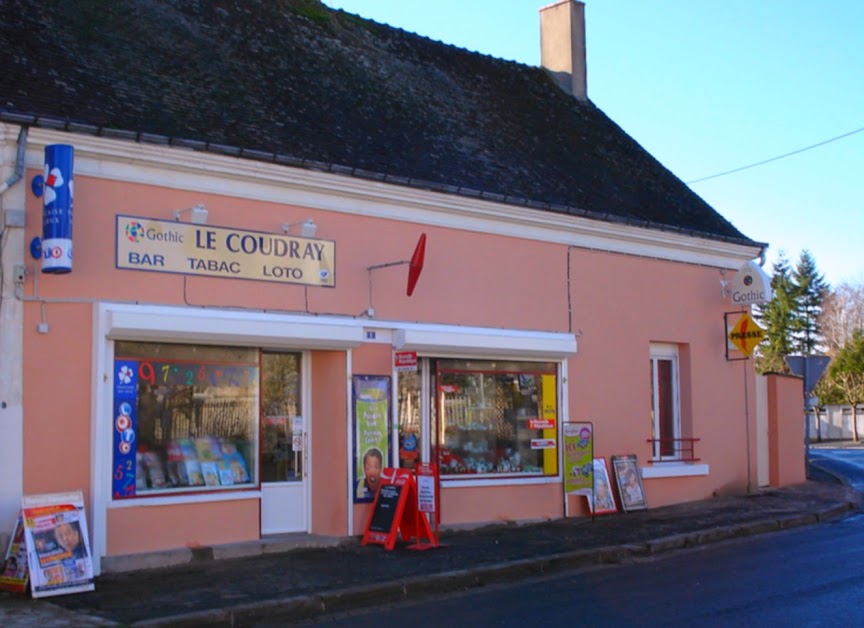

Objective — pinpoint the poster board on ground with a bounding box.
[591,458,618,515]
[562,422,594,516]
[0,515,29,594]
[362,467,435,550]
[611,455,648,512]
[21,490,95,598]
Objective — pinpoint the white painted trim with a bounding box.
[302,350,313,533]
[442,476,560,488]
[0,126,26,538]
[345,350,354,536]
[393,325,577,359]
[641,463,710,479]
[108,490,262,508]
[17,126,762,270]
[91,304,111,576]
[104,303,365,349]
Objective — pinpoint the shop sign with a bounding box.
[727,260,772,306]
[116,215,335,287]
[530,438,556,449]
[727,312,766,357]
[394,351,417,372]
[529,418,555,430]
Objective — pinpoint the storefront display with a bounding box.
[397,359,560,479]
[435,359,558,477]
[112,342,259,498]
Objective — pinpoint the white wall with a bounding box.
[0,123,27,546]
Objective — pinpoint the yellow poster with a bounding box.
[541,375,558,475]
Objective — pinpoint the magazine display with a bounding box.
[21,492,94,598]
[134,437,251,491]
[0,516,29,594]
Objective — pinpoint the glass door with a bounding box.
[260,352,306,533]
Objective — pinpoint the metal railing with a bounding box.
[646,437,701,462]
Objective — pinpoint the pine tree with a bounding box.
[754,252,796,374]
[791,250,829,356]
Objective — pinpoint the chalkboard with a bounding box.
[368,483,403,533]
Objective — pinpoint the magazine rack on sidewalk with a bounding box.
[361,467,438,550]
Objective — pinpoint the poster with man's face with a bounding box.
[353,375,391,502]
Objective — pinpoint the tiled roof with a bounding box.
[0,0,756,245]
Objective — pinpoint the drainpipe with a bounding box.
[0,127,28,196]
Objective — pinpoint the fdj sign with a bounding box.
[116,215,336,287]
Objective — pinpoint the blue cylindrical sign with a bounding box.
[41,144,74,273]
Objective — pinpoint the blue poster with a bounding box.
[112,360,139,498]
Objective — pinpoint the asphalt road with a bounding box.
[295,512,864,627]
[286,447,864,628]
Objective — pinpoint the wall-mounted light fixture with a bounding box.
[173,203,208,225]
[282,219,317,238]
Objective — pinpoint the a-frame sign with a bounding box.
[361,467,436,550]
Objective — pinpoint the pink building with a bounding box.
[0,1,790,574]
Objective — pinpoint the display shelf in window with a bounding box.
[435,360,559,479]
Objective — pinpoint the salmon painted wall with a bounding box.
[567,248,754,505]
[767,373,806,487]
[350,343,394,535]
[18,160,758,549]
[20,173,569,332]
[22,303,92,501]
[106,500,259,555]
[441,483,562,525]
[310,351,349,536]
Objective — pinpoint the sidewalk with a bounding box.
[1,478,858,627]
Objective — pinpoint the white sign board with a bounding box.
[728,260,773,306]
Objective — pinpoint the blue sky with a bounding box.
[322,0,863,289]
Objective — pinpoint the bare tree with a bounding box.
[820,281,864,356]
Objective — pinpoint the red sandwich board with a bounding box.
[361,467,436,550]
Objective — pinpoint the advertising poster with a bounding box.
[0,515,29,594]
[563,422,593,495]
[354,375,391,503]
[21,491,94,598]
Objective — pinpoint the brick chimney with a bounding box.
[539,0,587,100]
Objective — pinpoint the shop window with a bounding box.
[397,370,422,470]
[112,342,259,498]
[649,344,682,460]
[433,359,559,478]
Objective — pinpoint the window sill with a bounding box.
[442,476,559,488]
[109,489,262,508]
[641,463,709,479]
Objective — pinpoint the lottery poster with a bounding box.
[113,359,139,498]
[21,491,95,598]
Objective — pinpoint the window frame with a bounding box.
[398,356,564,483]
[111,341,261,500]
[649,343,682,461]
